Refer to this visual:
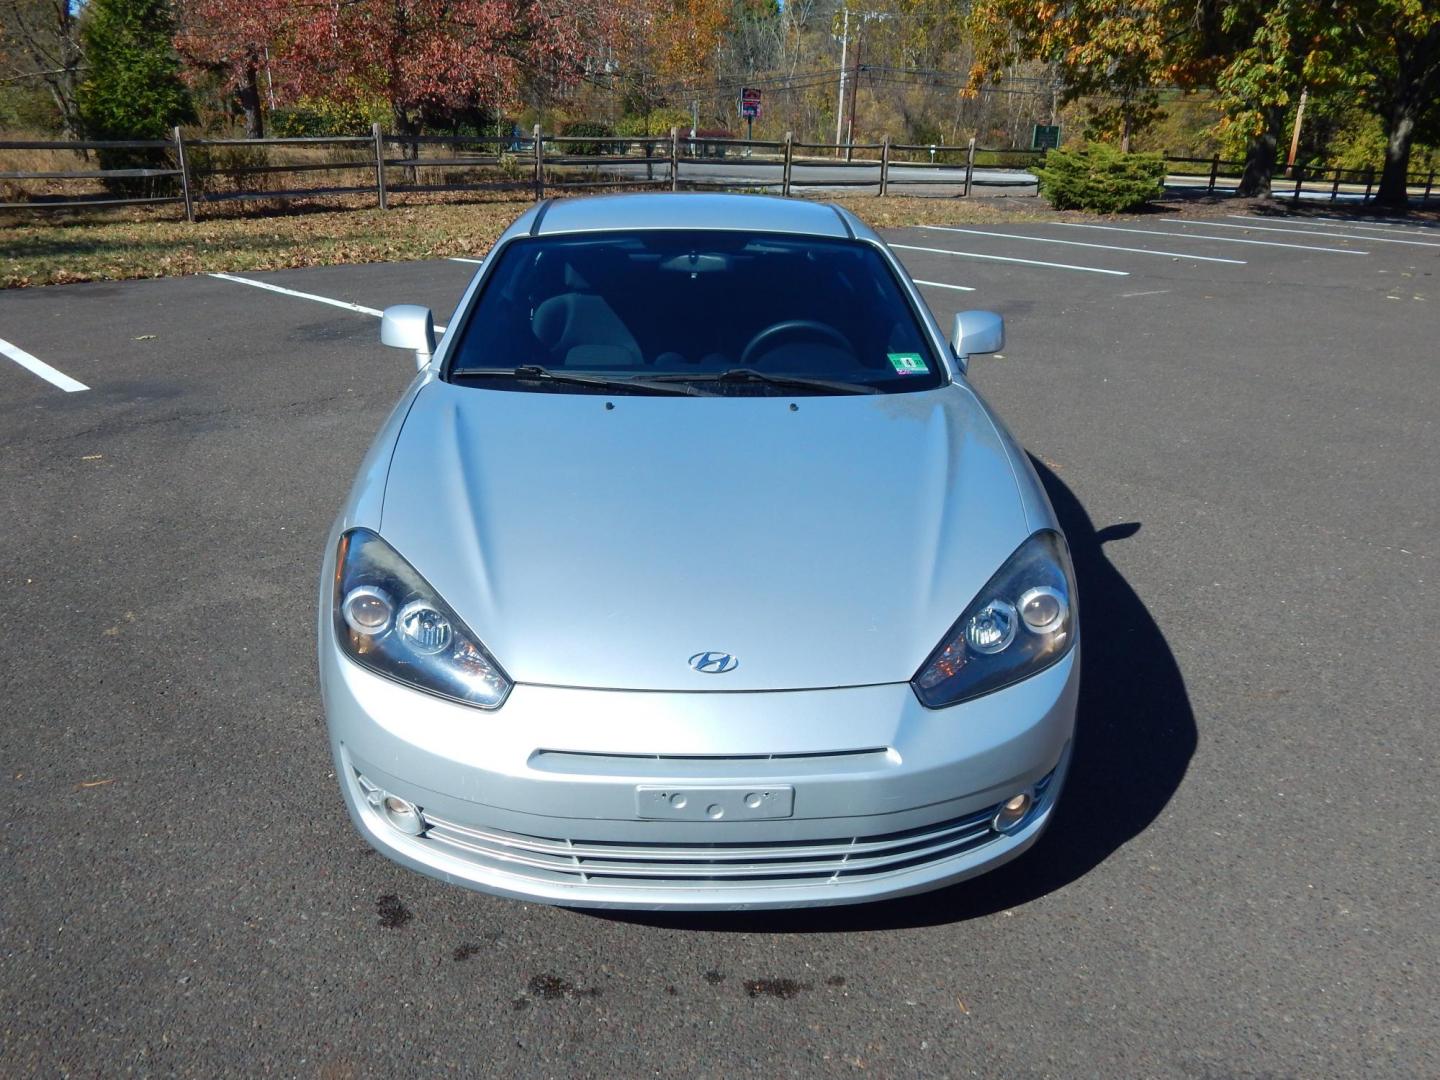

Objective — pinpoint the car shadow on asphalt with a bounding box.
[589,459,1197,932]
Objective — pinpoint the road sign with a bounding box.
[1032,124,1061,151]
[739,87,762,120]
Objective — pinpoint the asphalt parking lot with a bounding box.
[2,207,1437,1077]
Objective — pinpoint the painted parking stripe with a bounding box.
[209,273,446,332]
[912,279,976,292]
[448,257,485,264]
[920,225,1246,264]
[1163,218,1440,248]
[891,243,1129,276]
[1300,215,1440,234]
[1050,222,1368,255]
[209,272,384,316]
[0,335,89,393]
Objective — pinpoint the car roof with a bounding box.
[511,193,856,240]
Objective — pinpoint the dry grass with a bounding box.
[1,190,1047,288]
[0,142,94,202]
[5,184,1434,289]
[1,197,525,287]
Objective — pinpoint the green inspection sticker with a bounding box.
[888,352,929,375]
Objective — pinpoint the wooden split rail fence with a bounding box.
[2,125,1435,220]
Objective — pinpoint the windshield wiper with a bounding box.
[648,368,881,395]
[452,365,706,396]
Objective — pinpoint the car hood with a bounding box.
[380,381,1030,691]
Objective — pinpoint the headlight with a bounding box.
[332,528,511,708]
[913,530,1076,708]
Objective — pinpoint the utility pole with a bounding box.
[834,9,887,153]
[834,7,850,154]
[846,26,862,150]
[1286,87,1308,173]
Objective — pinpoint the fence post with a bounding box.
[1207,153,1220,193]
[1423,169,1435,207]
[372,123,387,210]
[644,138,653,183]
[963,137,976,197]
[173,125,194,223]
[532,124,544,200]
[846,139,854,164]
[670,127,680,191]
[782,132,794,196]
[1292,164,1304,203]
[1362,166,1374,203]
[1330,168,1342,202]
[879,136,890,197]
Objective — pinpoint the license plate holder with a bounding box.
[635,785,795,821]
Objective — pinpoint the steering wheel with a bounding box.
[739,319,852,368]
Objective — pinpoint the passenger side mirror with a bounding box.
[951,310,1005,372]
[381,305,437,370]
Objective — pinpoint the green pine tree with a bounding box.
[77,0,194,192]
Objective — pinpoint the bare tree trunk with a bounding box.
[1121,114,1132,154]
[1375,99,1417,208]
[394,105,419,185]
[239,59,265,139]
[1237,107,1284,197]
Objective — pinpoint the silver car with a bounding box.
[319,193,1078,910]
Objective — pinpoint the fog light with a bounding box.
[355,774,425,836]
[992,791,1033,832]
[380,794,425,836]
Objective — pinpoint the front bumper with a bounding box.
[320,622,1078,910]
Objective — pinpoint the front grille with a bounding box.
[420,804,1004,891]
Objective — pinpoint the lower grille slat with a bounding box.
[418,802,1004,890]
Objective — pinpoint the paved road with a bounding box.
[2,210,1438,1076]
[600,158,1040,196]
[609,159,1432,204]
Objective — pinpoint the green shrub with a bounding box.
[616,109,693,138]
[560,120,616,156]
[272,98,388,138]
[1034,144,1165,213]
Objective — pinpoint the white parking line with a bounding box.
[912,279,976,292]
[208,273,447,332]
[448,257,485,264]
[891,243,1129,276]
[209,272,384,316]
[1300,215,1440,234]
[1050,222,1369,255]
[1165,218,1440,248]
[0,335,89,393]
[920,225,1246,265]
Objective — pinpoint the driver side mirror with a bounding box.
[381,304,437,370]
[951,310,1004,373]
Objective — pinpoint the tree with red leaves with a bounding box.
[277,0,617,140]
[173,0,284,137]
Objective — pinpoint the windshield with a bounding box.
[445,230,946,394]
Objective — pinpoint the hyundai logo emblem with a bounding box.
[688,651,738,674]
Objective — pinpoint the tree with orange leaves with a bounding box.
[966,0,1193,150]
